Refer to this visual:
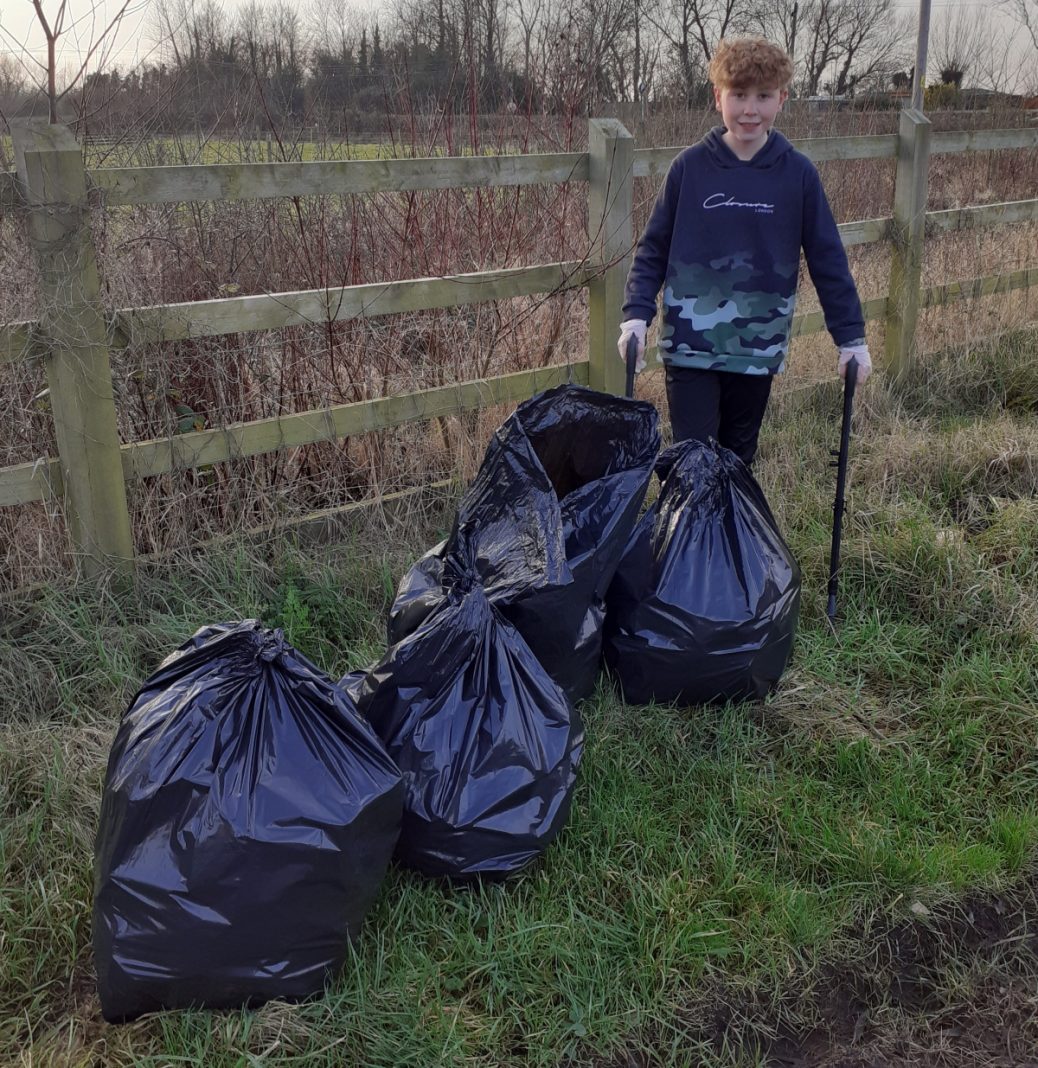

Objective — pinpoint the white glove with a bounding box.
[839,343,872,384]
[617,319,647,374]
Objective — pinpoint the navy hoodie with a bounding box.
[622,127,865,374]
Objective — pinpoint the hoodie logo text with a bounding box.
[703,193,774,215]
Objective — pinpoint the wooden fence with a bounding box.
[1,115,1036,578]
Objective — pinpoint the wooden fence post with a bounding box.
[13,121,134,577]
[884,108,932,380]
[587,118,635,396]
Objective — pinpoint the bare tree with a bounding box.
[151,0,234,69]
[998,0,1038,93]
[307,0,368,58]
[929,5,984,87]
[971,21,1031,94]
[150,0,192,66]
[798,0,844,95]
[0,54,29,155]
[511,0,590,108]
[390,0,464,59]
[646,0,750,100]
[830,0,906,96]
[0,0,142,122]
[239,0,270,75]
[0,54,28,109]
[617,0,664,103]
[511,0,546,93]
[748,0,802,69]
[779,0,904,97]
[387,0,510,102]
[999,0,1038,54]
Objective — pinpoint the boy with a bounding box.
[618,36,870,465]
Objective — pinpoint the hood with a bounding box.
[703,126,794,170]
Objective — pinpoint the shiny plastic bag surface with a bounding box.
[93,621,404,1022]
[352,556,583,879]
[604,439,800,705]
[389,385,660,702]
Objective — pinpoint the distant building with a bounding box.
[798,94,849,113]
[956,88,1023,109]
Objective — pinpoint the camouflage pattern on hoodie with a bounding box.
[660,252,800,374]
[622,128,865,376]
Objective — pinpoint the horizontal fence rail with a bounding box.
[1,126,1034,212]
[6,198,1032,366]
[635,135,902,179]
[1,118,1036,580]
[113,262,596,346]
[89,151,591,206]
[837,217,891,246]
[120,363,589,482]
[8,262,1033,509]
[926,198,1038,234]
[1,363,590,506]
[0,457,62,508]
[3,197,1032,366]
[0,322,37,365]
[920,266,1038,309]
[930,128,1038,154]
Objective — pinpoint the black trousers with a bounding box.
[665,364,774,466]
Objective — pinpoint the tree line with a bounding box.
[1,0,1034,136]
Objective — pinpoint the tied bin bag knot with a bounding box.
[388,384,661,704]
[93,620,404,1023]
[604,439,801,706]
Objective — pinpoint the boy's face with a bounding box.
[714,84,788,156]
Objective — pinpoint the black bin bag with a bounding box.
[351,528,584,880]
[604,439,801,706]
[388,385,660,703]
[93,621,405,1023]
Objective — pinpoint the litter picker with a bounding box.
[625,334,639,399]
[827,357,858,625]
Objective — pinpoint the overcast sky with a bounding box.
[0,0,1027,89]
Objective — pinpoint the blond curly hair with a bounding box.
[708,38,794,90]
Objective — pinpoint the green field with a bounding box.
[2,330,1038,1066]
[0,135,525,170]
[83,138,395,167]
[0,135,411,169]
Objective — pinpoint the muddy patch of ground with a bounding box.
[610,876,1038,1067]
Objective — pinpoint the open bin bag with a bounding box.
[93,621,405,1023]
[388,384,660,703]
[604,439,801,706]
[350,541,584,880]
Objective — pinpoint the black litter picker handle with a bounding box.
[827,357,858,624]
[625,333,639,399]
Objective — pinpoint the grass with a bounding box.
[85,139,395,167]
[0,134,399,167]
[0,134,555,168]
[2,329,1038,1066]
